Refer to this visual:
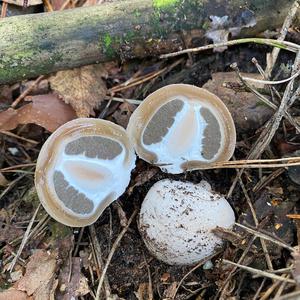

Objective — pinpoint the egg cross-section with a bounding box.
[35,118,136,227]
[127,84,236,174]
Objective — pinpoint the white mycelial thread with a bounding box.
[46,135,135,217]
[139,179,235,265]
[141,97,224,173]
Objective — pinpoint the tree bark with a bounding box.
[0,0,297,84]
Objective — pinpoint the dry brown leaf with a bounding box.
[57,257,89,300]
[112,102,136,128]
[0,288,29,300]
[49,64,107,117]
[3,0,42,6]
[134,283,148,300]
[128,168,159,194]
[0,172,8,186]
[15,249,57,296]
[0,94,76,132]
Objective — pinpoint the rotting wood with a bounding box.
[0,0,298,84]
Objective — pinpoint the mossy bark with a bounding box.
[0,0,297,84]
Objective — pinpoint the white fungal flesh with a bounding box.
[35,118,136,226]
[141,97,224,173]
[46,136,134,217]
[139,179,235,265]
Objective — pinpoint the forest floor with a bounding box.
[1,0,300,299]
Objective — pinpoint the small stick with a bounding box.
[105,96,142,105]
[222,259,296,283]
[0,130,39,145]
[0,1,8,18]
[43,0,54,11]
[89,225,111,299]
[235,223,294,252]
[239,179,273,271]
[0,163,36,172]
[160,38,300,59]
[95,209,138,300]
[172,251,222,299]
[11,75,44,108]
[9,204,41,272]
[265,0,300,78]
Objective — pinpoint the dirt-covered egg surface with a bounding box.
[35,118,136,227]
[138,179,235,265]
[127,84,236,174]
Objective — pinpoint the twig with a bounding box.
[172,251,222,299]
[275,290,300,300]
[160,38,300,59]
[235,223,295,252]
[0,1,8,18]
[105,96,142,105]
[242,68,300,85]
[9,204,41,272]
[43,0,54,11]
[227,50,300,196]
[0,163,36,172]
[11,75,44,108]
[89,225,111,299]
[239,179,273,271]
[143,253,153,300]
[265,0,300,78]
[252,278,266,300]
[95,209,138,300]
[109,59,183,93]
[222,260,296,283]
[0,130,38,144]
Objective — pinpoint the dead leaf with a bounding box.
[0,209,24,243]
[0,94,76,132]
[3,0,42,6]
[0,288,28,300]
[57,257,89,300]
[15,249,57,296]
[134,283,148,300]
[0,172,8,186]
[128,168,159,194]
[160,272,170,282]
[49,65,107,117]
[112,102,136,128]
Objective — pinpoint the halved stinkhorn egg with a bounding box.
[127,84,236,174]
[35,118,136,227]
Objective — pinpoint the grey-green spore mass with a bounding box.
[143,99,184,145]
[53,171,94,214]
[200,107,221,160]
[65,136,122,160]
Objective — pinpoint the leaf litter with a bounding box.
[49,64,108,117]
[0,94,76,132]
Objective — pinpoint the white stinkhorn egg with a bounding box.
[127,84,236,174]
[138,179,235,265]
[35,118,136,227]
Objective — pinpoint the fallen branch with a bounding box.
[0,0,298,83]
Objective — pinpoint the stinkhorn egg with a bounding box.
[35,118,136,227]
[138,179,235,265]
[127,84,236,174]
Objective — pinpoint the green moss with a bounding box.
[104,33,112,48]
[153,0,178,9]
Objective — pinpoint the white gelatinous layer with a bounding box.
[35,118,136,227]
[142,97,224,173]
[139,179,235,265]
[46,135,134,218]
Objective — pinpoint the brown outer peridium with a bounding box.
[127,84,236,171]
[35,118,135,227]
